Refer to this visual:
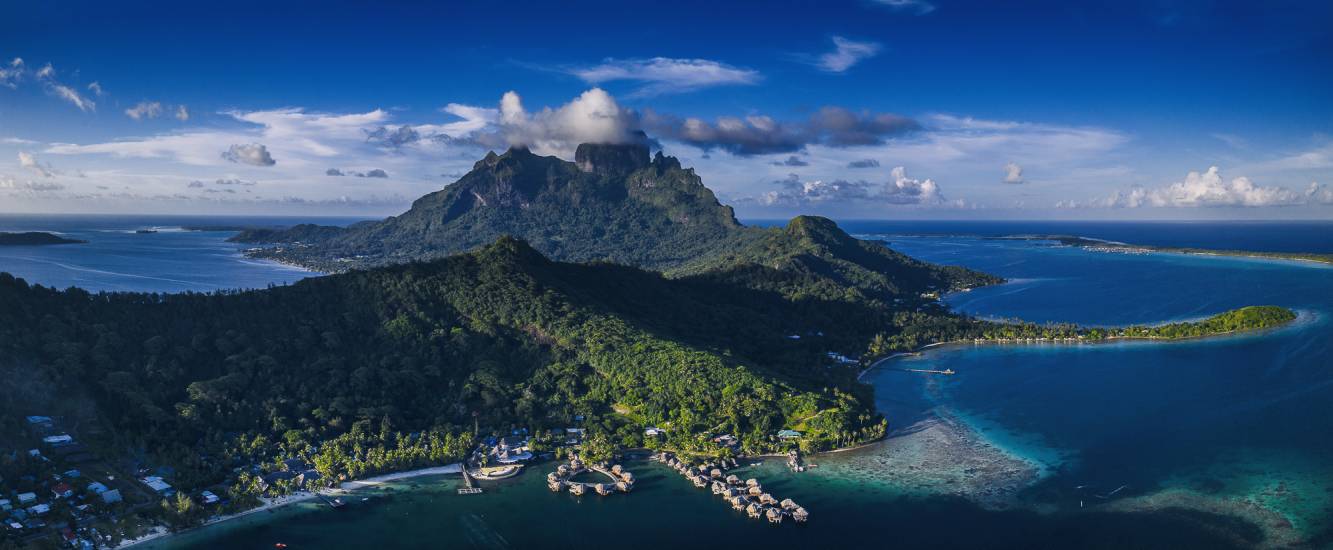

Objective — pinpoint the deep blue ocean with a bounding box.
[5,215,1332,549]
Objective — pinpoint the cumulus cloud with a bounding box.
[1093,167,1312,208]
[757,166,946,207]
[1003,161,1024,184]
[645,106,918,155]
[771,155,809,167]
[815,36,882,73]
[18,152,55,177]
[221,143,276,166]
[1306,182,1333,204]
[848,159,880,168]
[569,57,760,97]
[365,125,421,147]
[326,167,389,178]
[496,88,643,157]
[175,105,190,121]
[872,0,936,15]
[125,101,164,120]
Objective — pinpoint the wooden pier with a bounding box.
[458,468,483,495]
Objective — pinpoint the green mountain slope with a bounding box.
[0,238,885,486]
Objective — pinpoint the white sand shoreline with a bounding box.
[118,463,462,548]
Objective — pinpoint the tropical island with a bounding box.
[0,231,86,246]
[0,143,1300,547]
[992,234,1333,266]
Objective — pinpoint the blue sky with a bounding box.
[2,0,1331,219]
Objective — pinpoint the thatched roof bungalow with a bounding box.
[569,483,585,496]
[766,507,784,524]
[792,507,809,522]
[760,493,777,505]
[725,474,741,485]
[730,495,748,510]
[780,498,797,510]
[710,468,722,479]
[745,478,760,487]
[746,503,763,518]
[748,486,763,496]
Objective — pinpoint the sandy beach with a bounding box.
[119,463,463,548]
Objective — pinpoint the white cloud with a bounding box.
[33,63,96,112]
[1097,167,1309,208]
[18,151,54,177]
[756,166,947,207]
[125,101,164,120]
[1306,182,1333,204]
[569,58,760,97]
[48,83,96,112]
[497,88,642,157]
[222,143,276,166]
[175,105,190,121]
[87,81,103,96]
[0,174,63,192]
[816,36,882,73]
[885,166,944,203]
[872,0,936,15]
[0,57,24,88]
[1003,161,1024,184]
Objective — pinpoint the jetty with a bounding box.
[548,457,635,497]
[655,452,808,525]
[458,468,483,495]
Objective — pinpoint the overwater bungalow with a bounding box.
[780,498,797,510]
[709,468,723,479]
[746,503,763,518]
[611,464,623,476]
[760,493,777,505]
[616,481,632,493]
[725,487,743,498]
[557,464,570,476]
[730,495,748,510]
[711,481,728,495]
[725,474,741,485]
[594,483,613,496]
[569,483,585,496]
[619,471,635,483]
[766,507,784,524]
[692,475,709,488]
[792,507,809,523]
[570,459,584,471]
[548,480,566,492]
[745,478,760,488]
[748,486,763,497]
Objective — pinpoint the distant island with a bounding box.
[0,231,86,246]
[992,234,1333,265]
